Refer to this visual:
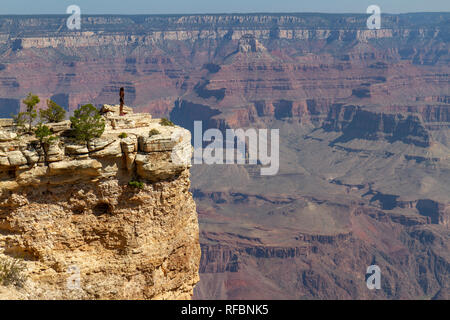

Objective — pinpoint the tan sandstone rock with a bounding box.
[0,130,17,142]
[0,111,200,300]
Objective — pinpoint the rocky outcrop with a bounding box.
[0,106,200,300]
[323,105,432,147]
[0,13,448,119]
[238,35,266,53]
[2,13,447,44]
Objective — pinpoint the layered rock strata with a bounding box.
[0,106,200,300]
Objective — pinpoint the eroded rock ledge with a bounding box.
[0,106,200,300]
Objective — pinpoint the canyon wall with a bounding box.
[0,13,448,119]
[0,13,449,299]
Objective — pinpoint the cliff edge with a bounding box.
[0,106,200,299]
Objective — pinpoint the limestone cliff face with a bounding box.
[2,13,447,46]
[0,106,200,300]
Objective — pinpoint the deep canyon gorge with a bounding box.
[0,13,449,299]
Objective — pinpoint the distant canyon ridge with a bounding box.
[0,13,448,119]
[0,13,449,299]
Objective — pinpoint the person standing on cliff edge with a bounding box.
[119,87,126,116]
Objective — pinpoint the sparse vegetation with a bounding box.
[40,99,66,123]
[0,256,27,288]
[35,123,58,146]
[14,92,40,133]
[70,104,105,145]
[12,111,27,133]
[149,129,161,137]
[119,132,128,139]
[22,93,40,132]
[35,123,58,165]
[160,118,175,127]
[128,180,144,189]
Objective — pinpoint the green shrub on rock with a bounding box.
[160,118,174,127]
[70,104,105,145]
[40,99,66,123]
[149,129,161,137]
[12,112,27,133]
[0,257,27,288]
[129,180,144,189]
[35,123,58,146]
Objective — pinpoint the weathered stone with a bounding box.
[139,136,175,152]
[22,149,41,165]
[136,152,190,182]
[138,127,190,154]
[0,119,14,128]
[0,112,200,300]
[0,181,19,195]
[16,165,48,185]
[90,140,122,158]
[124,152,136,170]
[46,120,71,133]
[0,169,199,300]
[7,151,27,166]
[120,136,137,154]
[88,137,115,152]
[49,159,102,175]
[170,129,192,166]
[139,129,191,173]
[101,104,134,116]
[0,154,9,167]
[0,130,17,142]
[108,114,152,130]
[4,193,29,208]
[65,143,89,155]
[46,143,64,162]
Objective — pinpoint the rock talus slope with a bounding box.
[0,106,200,300]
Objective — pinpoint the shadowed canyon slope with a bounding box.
[0,13,449,299]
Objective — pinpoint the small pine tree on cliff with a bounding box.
[70,104,105,145]
[35,123,58,147]
[14,93,40,133]
[40,99,66,123]
[35,123,58,163]
[12,112,26,133]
